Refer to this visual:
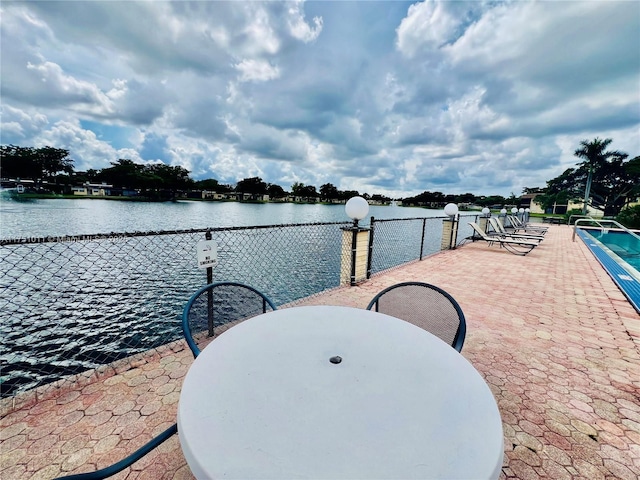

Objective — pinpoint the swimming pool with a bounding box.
[576,228,640,313]
[591,229,640,270]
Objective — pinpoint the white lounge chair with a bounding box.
[488,218,544,244]
[468,222,539,256]
[507,215,548,234]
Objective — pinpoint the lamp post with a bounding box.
[518,207,525,223]
[444,203,459,218]
[345,196,369,228]
[499,208,507,230]
[524,208,530,223]
[509,207,518,228]
[479,207,491,234]
[343,196,370,286]
[442,203,459,250]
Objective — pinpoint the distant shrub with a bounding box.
[565,208,585,225]
[616,205,640,230]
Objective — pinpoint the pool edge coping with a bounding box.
[576,228,640,314]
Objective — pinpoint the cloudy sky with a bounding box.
[2,1,639,198]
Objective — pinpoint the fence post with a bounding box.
[419,218,427,260]
[367,216,375,279]
[205,230,214,337]
[440,216,459,250]
[340,225,371,286]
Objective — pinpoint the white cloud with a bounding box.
[286,1,323,43]
[0,105,49,140]
[240,4,281,56]
[235,59,281,83]
[445,1,639,106]
[396,0,461,57]
[25,61,114,114]
[30,118,139,171]
[1,0,638,199]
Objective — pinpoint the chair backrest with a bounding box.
[366,282,466,352]
[182,282,277,357]
[469,221,491,240]
[489,217,507,234]
[509,215,525,227]
[507,215,548,232]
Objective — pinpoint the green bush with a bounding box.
[616,205,640,230]
[564,208,585,225]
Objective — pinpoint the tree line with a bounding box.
[0,146,392,202]
[1,138,638,214]
[401,191,517,209]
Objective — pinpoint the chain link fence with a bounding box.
[1,215,477,399]
[369,214,478,275]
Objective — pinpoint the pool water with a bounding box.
[591,230,640,271]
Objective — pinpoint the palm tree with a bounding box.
[574,138,627,215]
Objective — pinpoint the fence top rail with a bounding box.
[0,220,353,246]
[370,213,478,223]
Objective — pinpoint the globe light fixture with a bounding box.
[511,207,518,214]
[525,208,530,213]
[481,207,490,217]
[444,203,459,218]
[345,196,369,227]
[518,208,524,213]
[500,208,507,215]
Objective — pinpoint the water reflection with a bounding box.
[0,197,472,398]
[0,196,445,238]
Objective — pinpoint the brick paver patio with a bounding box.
[1,225,639,479]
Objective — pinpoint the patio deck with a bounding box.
[1,225,639,480]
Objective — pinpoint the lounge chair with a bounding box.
[507,215,548,234]
[468,222,539,256]
[488,217,544,243]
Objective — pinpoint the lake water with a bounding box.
[0,195,445,238]
[2,195,467,397]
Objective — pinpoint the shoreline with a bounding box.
[0,191,392,206]
[0,191,494,213]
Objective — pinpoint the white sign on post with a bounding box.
[196,240,218,269]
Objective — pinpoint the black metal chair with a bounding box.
[366,282,467,352]
[182,281,277,358]
[54,423,177,479]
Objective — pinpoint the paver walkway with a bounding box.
[1,225,639,480]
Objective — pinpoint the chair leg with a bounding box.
[54,424,178,480]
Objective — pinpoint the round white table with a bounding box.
[178,305,504,479]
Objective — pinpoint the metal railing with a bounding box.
[572,218,640,242]
[1,215,476,399]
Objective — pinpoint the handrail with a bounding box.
[573,217,640,242]
[568,214,591,226]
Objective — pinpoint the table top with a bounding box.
[178,305,504,479]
